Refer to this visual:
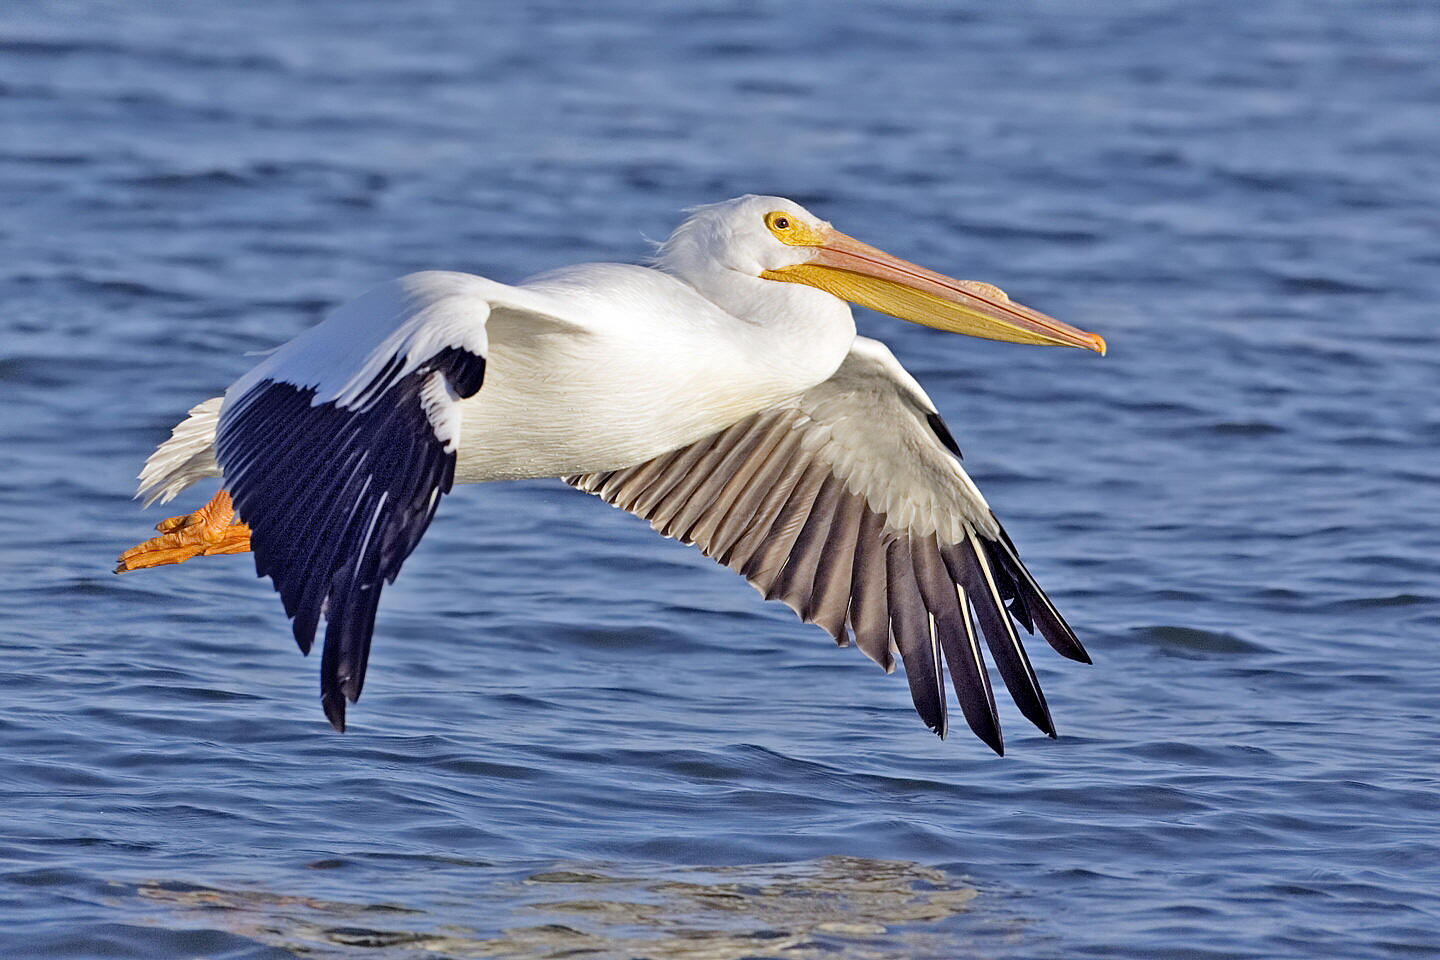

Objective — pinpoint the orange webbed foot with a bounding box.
[115,488,252,573]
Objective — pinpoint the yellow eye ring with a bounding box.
[765,210,824,245]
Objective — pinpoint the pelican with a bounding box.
[116,195,1106,754]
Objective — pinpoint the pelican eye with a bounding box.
[765,211,796,235]
[765,210,821,245]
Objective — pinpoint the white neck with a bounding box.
[656,249,857,398]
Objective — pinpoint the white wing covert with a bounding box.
[567,337,1090,755]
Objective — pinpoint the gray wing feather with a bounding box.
[565,342,1088,754]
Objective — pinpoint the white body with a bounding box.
[455,263,854,482]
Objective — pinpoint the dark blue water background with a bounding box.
[3,1,1438,957]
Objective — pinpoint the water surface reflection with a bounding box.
[139,856,984,959]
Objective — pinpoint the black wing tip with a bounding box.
[1047,619,1092,663]
[944,700,1003,752]
[322,692,348,732]
[1013,679,1057,737]
[947,724,1010,754]
[978,523,1094,666]
[915,703,947,739]
[1037,602,1091,663]
[960,709,1005,754]
[292,617,317,656]
[1041,623,1091,664]
[982,721,1007,754]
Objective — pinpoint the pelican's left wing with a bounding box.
[567,337,1090,754]
[215,271,566,731]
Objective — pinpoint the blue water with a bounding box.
[4,1,1439,956]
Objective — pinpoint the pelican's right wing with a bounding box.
[567,337,1090,754]
[215,271,571,732]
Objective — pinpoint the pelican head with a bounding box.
[659,195,1106,354]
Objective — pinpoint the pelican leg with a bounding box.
[115,488,252,573]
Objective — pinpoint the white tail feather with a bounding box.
[136,397,223,506]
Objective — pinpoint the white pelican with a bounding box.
[116,195,1106,754]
